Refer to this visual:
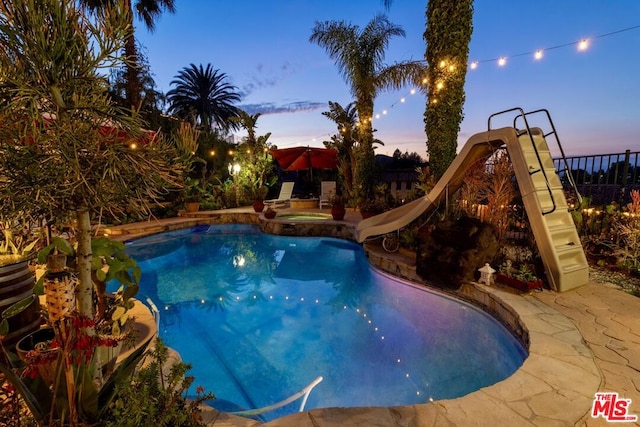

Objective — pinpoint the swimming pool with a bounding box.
[123,224,527,421]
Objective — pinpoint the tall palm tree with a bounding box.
[80,0,176,111]
[322,101,359,198]
[310,14,426,199]
[166,63,241,133]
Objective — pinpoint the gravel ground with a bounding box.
[589,264,640,296]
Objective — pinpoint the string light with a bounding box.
[469,24,640,69]
[285,24,640,146]
[193,291,432,400]
[578,39,589,51]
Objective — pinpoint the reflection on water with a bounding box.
[122,225,526,422]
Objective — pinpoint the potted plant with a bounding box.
[263,207,277,219]
[330,194,347,221]
[183,176,206,212]
[360,198,385,219]
[252,185,269,213]
[0,222,43,352]
[497,260,544,291]
[359,184,392,219]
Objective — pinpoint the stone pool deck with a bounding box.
[102,207,640,426]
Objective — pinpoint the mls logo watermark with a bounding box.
[591,392,638,422]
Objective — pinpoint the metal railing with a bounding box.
[553,149,640,205]
[231,376,323,418]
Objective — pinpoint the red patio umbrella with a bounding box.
[270,147,338,172]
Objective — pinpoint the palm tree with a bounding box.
[310,14,426,200]
[231,110,261,149]
[322,101,359,198]
[80,0,176,111]
[166,64,241,133]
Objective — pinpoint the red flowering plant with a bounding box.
[0,234,146,426]
[0,306,151,426]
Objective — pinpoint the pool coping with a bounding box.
[100,210,603,426]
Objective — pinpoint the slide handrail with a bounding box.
[231,376,323,417]
[489,107,557,215]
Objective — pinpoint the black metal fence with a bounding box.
[553,149,640,206]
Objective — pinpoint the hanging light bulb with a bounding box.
[470,61,478,70]
[534,49,543,60]
[578,39,589,51]
[498,57,507,66]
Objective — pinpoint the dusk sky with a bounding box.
[135,0,640,159]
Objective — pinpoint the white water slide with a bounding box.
[356,108,589,292]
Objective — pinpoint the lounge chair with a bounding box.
[319,181,336,209]
[264,182,294,208]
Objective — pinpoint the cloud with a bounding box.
[239,101,325,115]
[238,61,297,99]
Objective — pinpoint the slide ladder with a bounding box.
[490,108,589,292]
[356,107,589,292]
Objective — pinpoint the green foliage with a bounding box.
[105,339,213,427]
[0,220,43,264]
[0,334,153,426]
[225,111,276,206]
[311,15,427,200]
[499,259,538,282]
[322,101,359,200]
[0,0,191,225]
[182,177,207,203]
[0,3,203,423]
[612,190,640,273]
[360,183,396,214]
[399,227,419,251]
[424,0,474,179]
[167,64,241,133]
[32,235,141,335]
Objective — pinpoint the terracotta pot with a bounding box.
[264,209,277,219]
[185,202,200,212]
[331,204,346,220]
[252,199,265,213]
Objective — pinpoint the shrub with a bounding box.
[105,339,214,427]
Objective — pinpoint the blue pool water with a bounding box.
[122,224,527,421]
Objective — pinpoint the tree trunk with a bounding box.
[355,102,376,201]
[424,0,473,179]
[75,209,93,317]
[124,0,141,110]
